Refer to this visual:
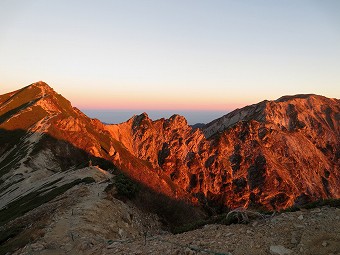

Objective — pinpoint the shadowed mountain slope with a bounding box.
[1,82,339,214]
[0,83,175,220]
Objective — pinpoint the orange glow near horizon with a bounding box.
[73,97,249,111]
[67,88,254,111]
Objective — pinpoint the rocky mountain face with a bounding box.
[0,82,163,254]
[0,82,175,214]
[0,82,339,217]
[107,94,340,210]
[0,82,339,254]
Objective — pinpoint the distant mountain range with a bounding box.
[0,81,339,217]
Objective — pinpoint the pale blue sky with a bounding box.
[0,0,339,123]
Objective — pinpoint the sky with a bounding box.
[0,0,340,124]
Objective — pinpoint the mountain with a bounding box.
[107,94,339,210]
[1,82,339,214]
[0,82,165,254]
[0,82,176,212]
[0,81,339,253]
[201,94,340,208]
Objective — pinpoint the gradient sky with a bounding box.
[0,0,340,123]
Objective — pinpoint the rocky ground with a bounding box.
[8,174,160,255]
[105,206,340,255]
[14,205,340,255]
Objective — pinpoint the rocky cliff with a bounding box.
[1,82,339,214]
[107,95,340,210]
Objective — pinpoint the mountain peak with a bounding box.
[168,114,188,127]
[27,81,52,89]
[203,94,339,138]
[169,114,185,120]
[132,112,151,129]
[134,112,150,121]
[0,82,78,131]
[34,80,50,86]
[27,81,55,95]
[275,94,316,103]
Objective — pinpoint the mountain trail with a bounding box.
[14,173,161,255]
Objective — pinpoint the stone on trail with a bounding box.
[270,245,293,255]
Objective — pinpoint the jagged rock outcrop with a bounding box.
[107,94,340,209]
[1,82,339,213]
[201,94,340,208]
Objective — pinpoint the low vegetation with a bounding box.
[105,172,207,233]
[106,176,340,235]
[133,188,206,233]
[174,198,340,234]
[282,198,340,213]
[112,172,140,199]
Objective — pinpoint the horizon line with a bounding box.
[78,107,238,112]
